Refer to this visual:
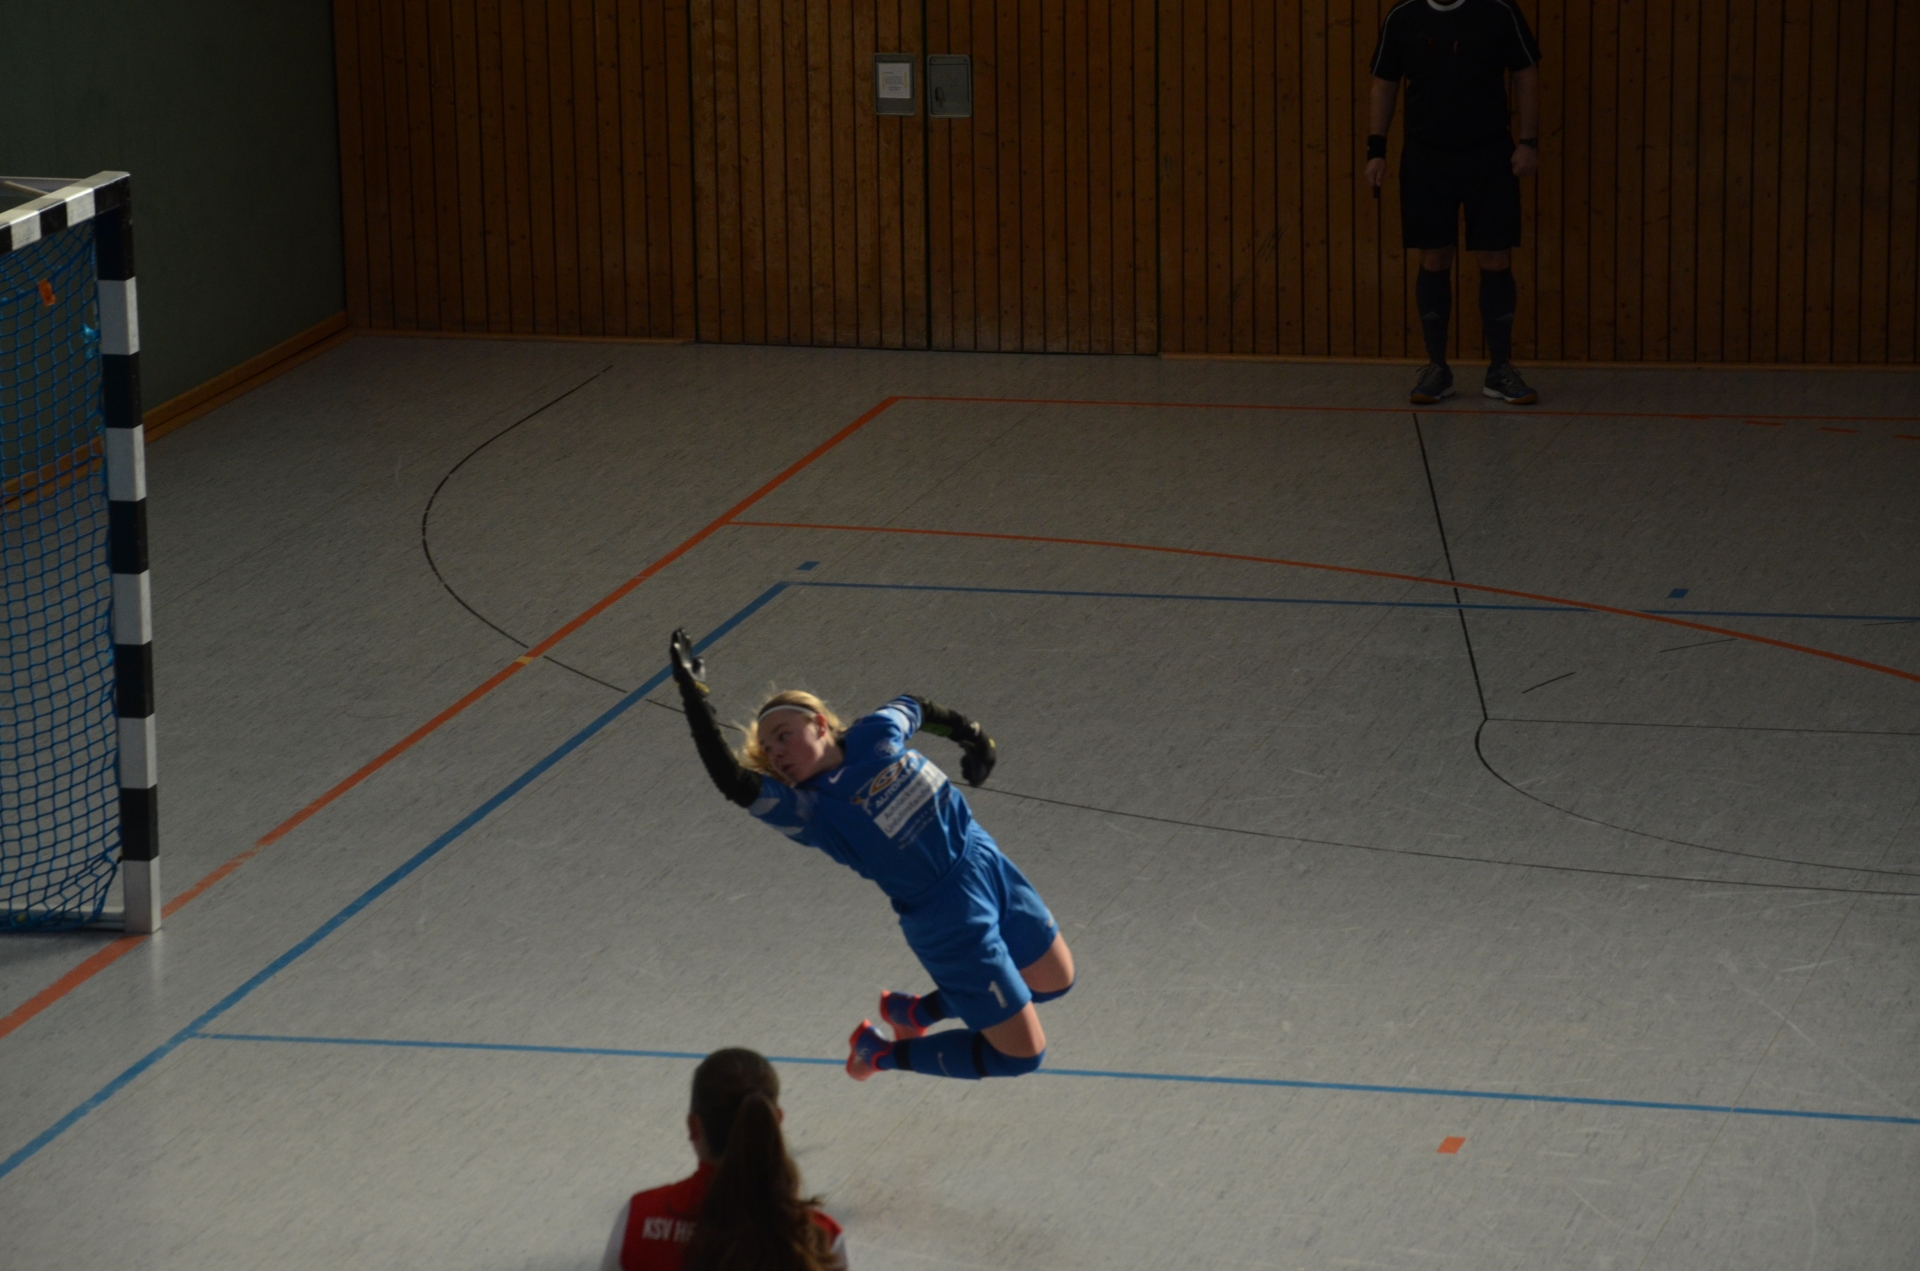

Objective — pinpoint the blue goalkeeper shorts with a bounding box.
[892,835,1059,1031]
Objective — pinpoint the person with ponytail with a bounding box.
[602,1048,846,1271]
[667,629,1076,1084]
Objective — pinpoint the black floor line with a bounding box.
[972,785,1920,898]
[1660,636,1739,653]
[1472,717,1920,880]
[1411,413,1920,883]
[418,365,630,695]
[1491,716,1920,738]
[1412,412,1490,719]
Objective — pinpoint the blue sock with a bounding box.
[889,1031,1044,1079]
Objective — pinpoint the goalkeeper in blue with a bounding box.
[668,629,1075,1083]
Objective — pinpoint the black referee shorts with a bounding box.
[1399,139,1522,252]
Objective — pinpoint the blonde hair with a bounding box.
[739,690,846,779]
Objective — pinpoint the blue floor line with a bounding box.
[791,580,1920,623]
[0,585,790,1185]
[1646,608,1920,622]
[200,1032,846,1067]
[193,1031,1920,1127]
[794,579,1577,612]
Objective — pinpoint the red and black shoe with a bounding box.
[846,1020,893,1081]
[878,990,928,1041]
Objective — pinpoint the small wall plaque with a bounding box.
[873,54,917,116]
[927,54,972,118]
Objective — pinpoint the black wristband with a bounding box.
[910,694,976,743]
[1518,138,1539,149]
[1366,134,1388,161]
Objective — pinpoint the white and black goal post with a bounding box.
[2,171,159,934]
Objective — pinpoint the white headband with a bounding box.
[756,703,819,723]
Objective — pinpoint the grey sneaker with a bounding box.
[1410,363,1454,404]
[1483,362,1539,404]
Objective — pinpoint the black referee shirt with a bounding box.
[1370,0,1541,151]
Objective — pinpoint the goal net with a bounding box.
[2,172,158,933]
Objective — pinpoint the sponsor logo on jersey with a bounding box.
[864,757,911,801]
[871,755,947,838]
[641,1217,696,1242]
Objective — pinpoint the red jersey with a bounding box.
[602,1162,848,1271]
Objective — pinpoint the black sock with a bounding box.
[909,990,950,1028]
[1479,268,1517,367]
[1416,269,1452,366]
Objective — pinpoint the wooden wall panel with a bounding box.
[924,0,1156,353]
[338,1,1917,363]
[337,0,694,338]
[691,0,923,347]
[1154,0,1920,363]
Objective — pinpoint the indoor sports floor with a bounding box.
[4,337,1919,1270]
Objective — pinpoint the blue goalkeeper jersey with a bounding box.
[748,696,992,902]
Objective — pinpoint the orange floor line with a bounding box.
[899,392,1920,425]
[732,519,1920,686]
[0,938,144,1043]
[255,393,898,851]
[1,398,902,1044]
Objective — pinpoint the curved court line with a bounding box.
[194,1033,1920,1128]
[1467,719,1920,880]
[1493,715,1920,738]
[900,392,1920,425]
[256,399,896,852]
[0,399,902,1048]
[729,520,1920,686]
[975,787,1920,898]
[418,365,629,694]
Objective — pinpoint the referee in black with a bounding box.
[1365,0,1542,405]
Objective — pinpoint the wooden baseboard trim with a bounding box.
[144,312,351,443]
[1159,351,1920,372]
[358,327,693,346]
[1161,352,1426,367]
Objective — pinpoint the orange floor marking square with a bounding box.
[1438,1136,1466,1154]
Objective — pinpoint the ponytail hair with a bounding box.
[683,1051,835,1271]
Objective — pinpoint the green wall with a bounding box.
[1,1,343,408]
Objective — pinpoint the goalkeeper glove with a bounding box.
[669,627,708,696]
[957,724,996,787]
